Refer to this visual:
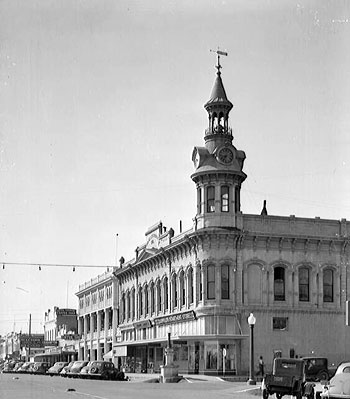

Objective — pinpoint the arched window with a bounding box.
[299,267,310,302]
[150,283,155,314]
[121,293,126,322]
[323,269,334,302]
[207,265,216,300]
[172,274,178,308]
[179,271,185,307]
[207,186,215,213]
[188,268,194,304]
[139,287,143,317]
[221,264,229,299]
[156,280,162,313]
[274,267,285,301]
[131,289,135,320]
[221,186,229,212]
[144,284,149,315]
[164,277,168,311]
[126,291,130,320]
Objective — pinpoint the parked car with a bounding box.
[67,361,89,378]
[13,362,24,372]
[262,357,315,399]
[31,362,51,375]
[60,361,75,377]
[47,362,69,376]
[2,361,16,373]
[17,362,35,373]
[88,361,126,380]
[302,357,334,381]
[79,362,93,378]
[321,361,350,399]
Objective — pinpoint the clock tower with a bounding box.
[191,55,246,230]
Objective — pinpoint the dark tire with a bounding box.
[317,371,328,382]
[276,393,283,399]
[262,389,269,399]
[307,388,315,399]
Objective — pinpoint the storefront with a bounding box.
[114,335,245,375]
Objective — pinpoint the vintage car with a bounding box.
[31,362,51,375]
[262,358,315,399]
[79,362,93,378]
[47,362,69,376]
[320,361,350,399]
[302,357,334,381]
[17,362,35,373]
[87,361,127,380]
[66,361,89,378]
[60,361,75,377]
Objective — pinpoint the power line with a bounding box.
[1,262,114,270]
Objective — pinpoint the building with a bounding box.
[76,270,116,362]
[41,307,78,362]
[44,307,78,342]
[77,58,350,375]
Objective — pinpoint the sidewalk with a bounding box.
[126,372,263,385]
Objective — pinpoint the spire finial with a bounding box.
[210,48,228,75]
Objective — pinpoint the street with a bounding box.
[0,373,260,399]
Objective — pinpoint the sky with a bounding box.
[0,0,349,336]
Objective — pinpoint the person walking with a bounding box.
[257,356,265,376]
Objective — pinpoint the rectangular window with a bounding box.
[221,265,229,299]
[207,265,216,299]
[273,317,288,331]
[234,186,240,213]
[299,268,309,302]
[207,186,215,213]
[198,187,202,214]
[221,186,229,212]
[323,269,334,303]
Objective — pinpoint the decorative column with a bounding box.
[104,308,109,355]
[97,311,102,360]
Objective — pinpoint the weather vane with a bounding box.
[210,47,228,72]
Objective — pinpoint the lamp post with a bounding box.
[247,313,256,385]
[167,326,172,349]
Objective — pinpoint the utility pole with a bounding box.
[28,313,31,361]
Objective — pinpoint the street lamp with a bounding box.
[167,326,172,349]
[247,313,256,385]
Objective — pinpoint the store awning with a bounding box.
[113,346,127,357]
[103,350,113,360]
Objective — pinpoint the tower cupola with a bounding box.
[191,52,247,230]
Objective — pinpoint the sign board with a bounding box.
[56,309,77,316]
[153,310,196,326]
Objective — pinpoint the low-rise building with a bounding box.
[76,270,116,362]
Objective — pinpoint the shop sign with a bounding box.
[56,309,77,316]
[153,310,196,326]
[133,320,152,329]
[20,334,44,348]
[61,334,80,340]
[44,341,58,347]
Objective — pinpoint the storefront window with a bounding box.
[205,343,217,369]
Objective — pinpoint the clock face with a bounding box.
[218,147,234,164]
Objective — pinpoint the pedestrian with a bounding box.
[257,356,265,376]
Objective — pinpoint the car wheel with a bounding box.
[307,388,315,399]
[262,388,269,399]
[317,371,328,382]
[276,393,283,399]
